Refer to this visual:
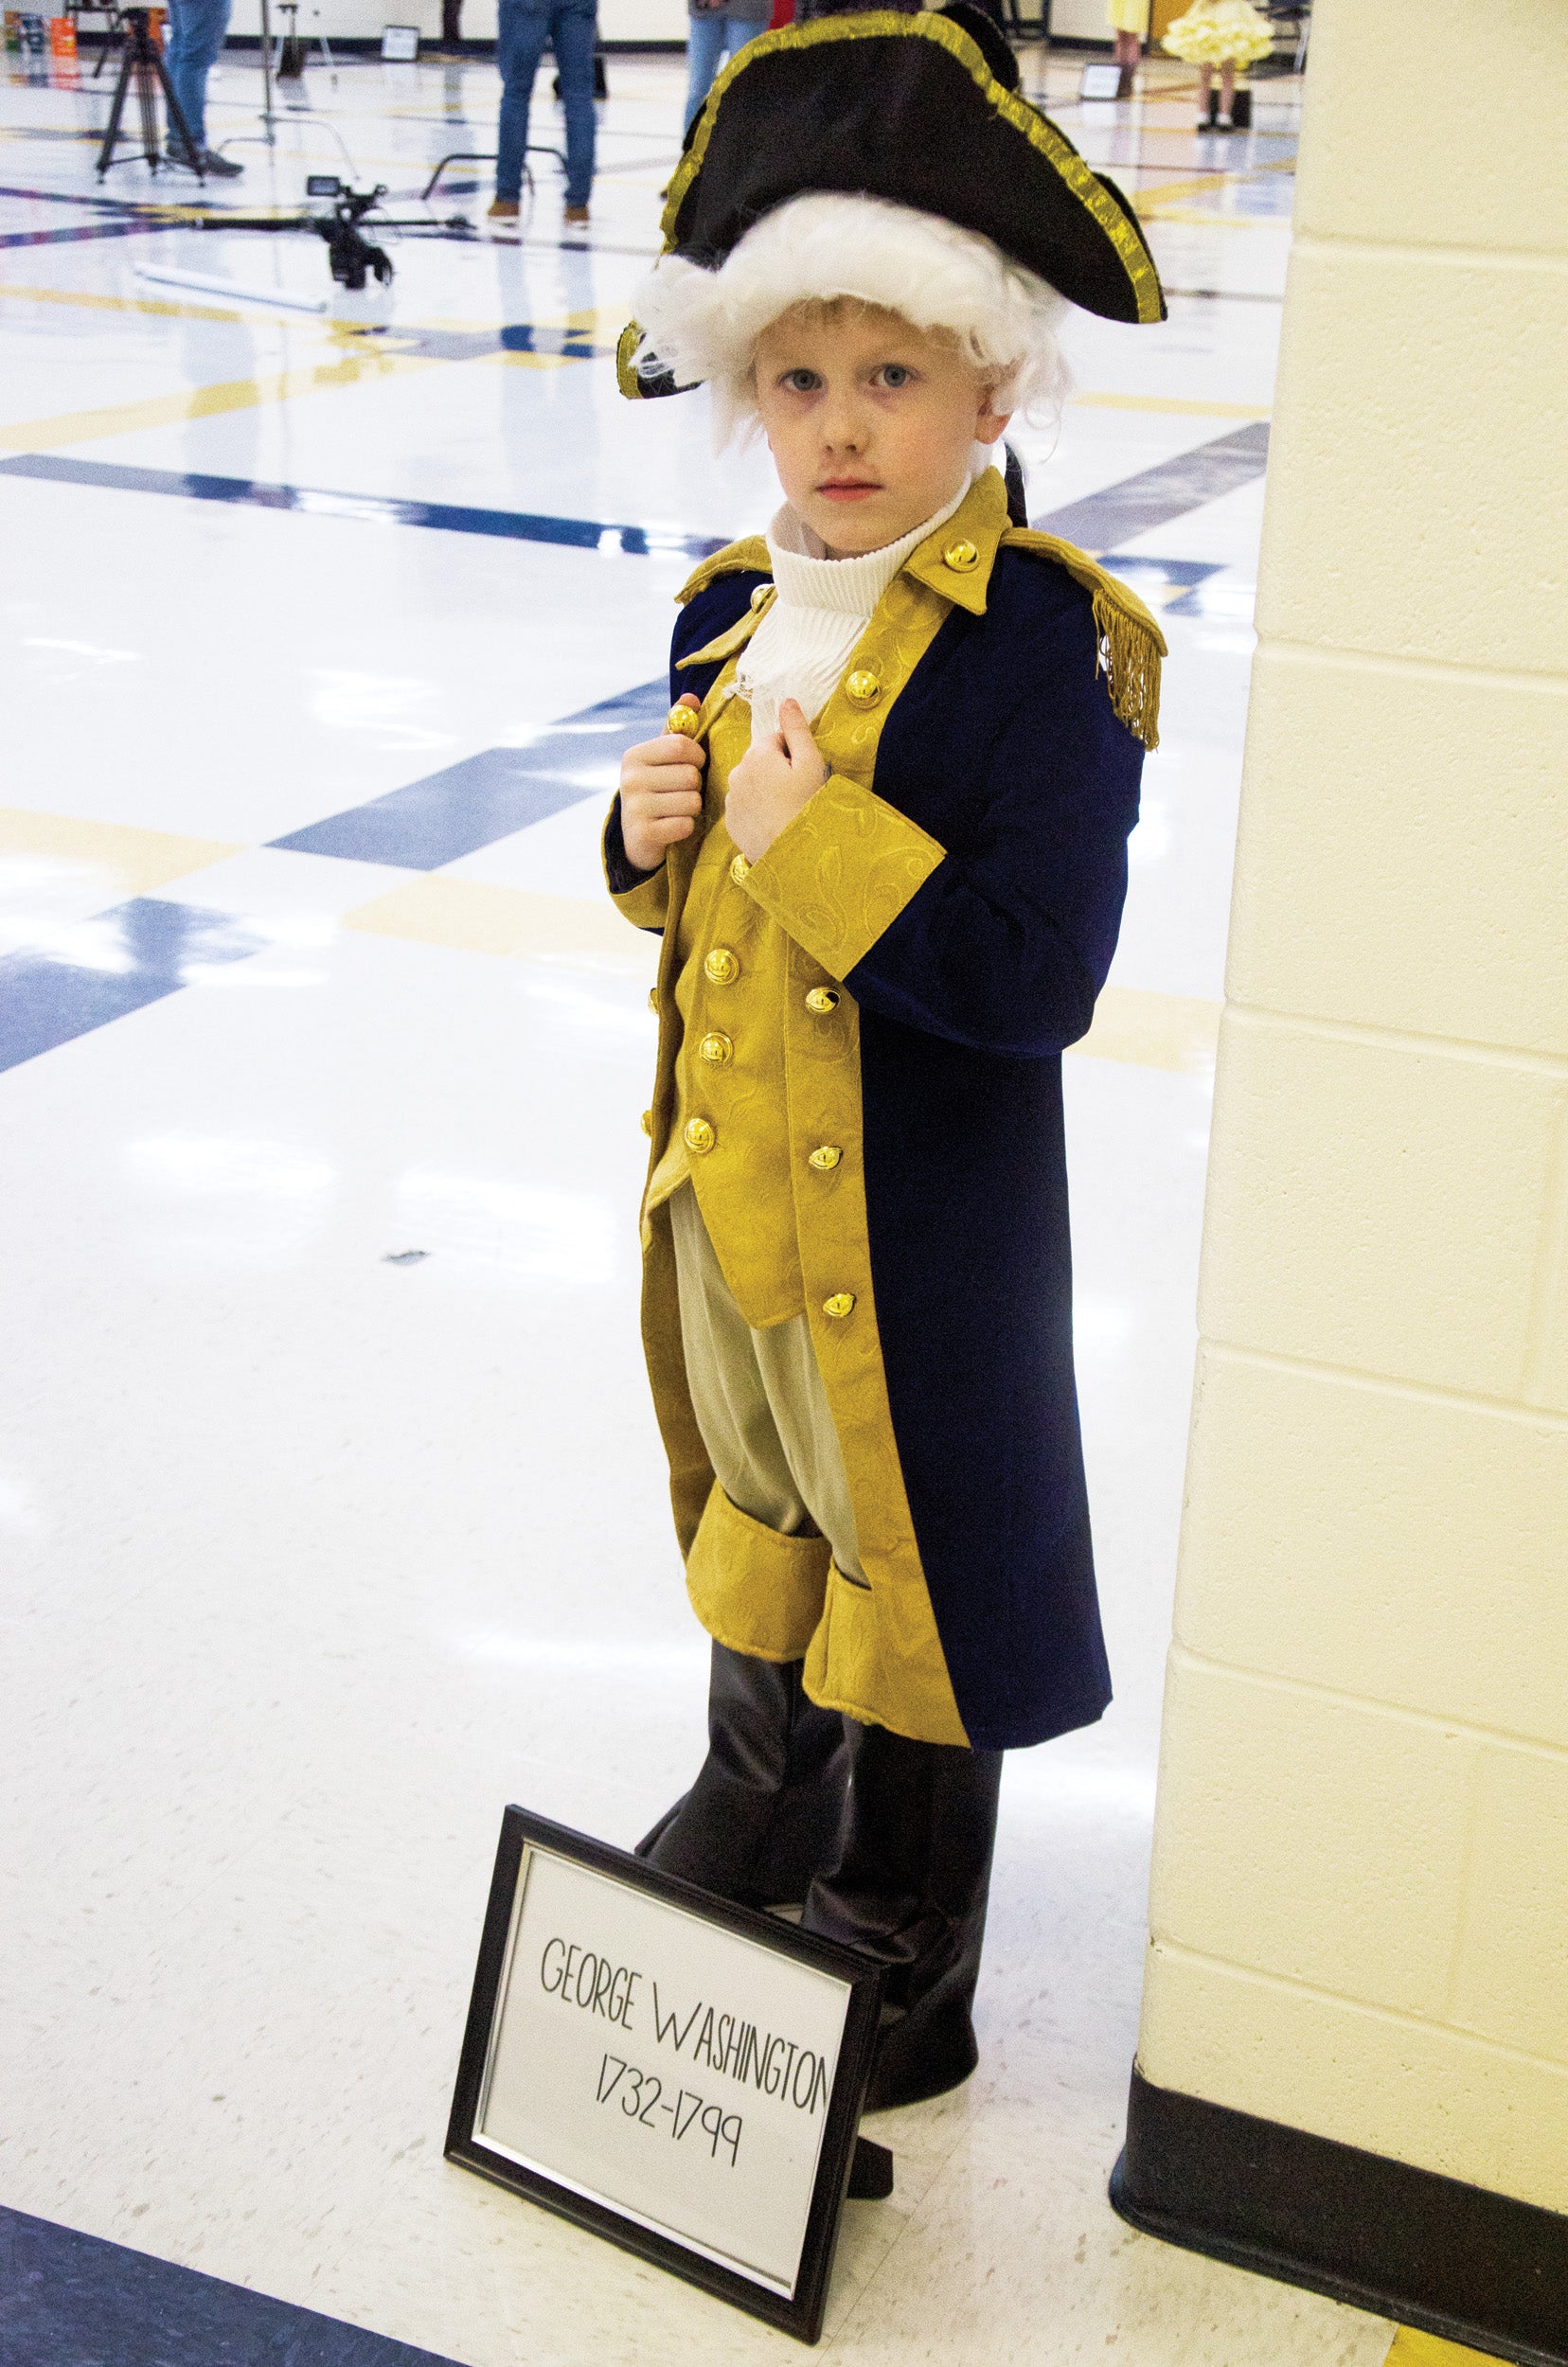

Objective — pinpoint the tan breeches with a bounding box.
[668,1184,868,1591]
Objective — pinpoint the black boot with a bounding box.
[638,1643,849,1908]
[802,1721,1003,2111]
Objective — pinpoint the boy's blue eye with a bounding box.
[880,365,911,387]
[784,369,820,392]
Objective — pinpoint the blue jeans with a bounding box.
[496,0,597,208]
[684,11,761,130]
[165,0,233,148]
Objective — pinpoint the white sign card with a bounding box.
[446,1809,884,2343]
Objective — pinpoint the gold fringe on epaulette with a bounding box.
[1092,587,1163,753]
[998,526,1165,750]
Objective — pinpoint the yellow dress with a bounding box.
[1106,0,1150,32]
[1161,0,1274,68]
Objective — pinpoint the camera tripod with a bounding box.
[96,6,205,180]
[195,179,475,292]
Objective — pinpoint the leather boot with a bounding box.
[802,1721,1004,2111]
[638,1643,849,1908]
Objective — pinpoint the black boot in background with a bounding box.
[802,1722,1004,2111]
[638,1643,849,1908]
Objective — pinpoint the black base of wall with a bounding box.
[1111,2065,1568,2367]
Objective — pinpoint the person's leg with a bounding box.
[494,0,549,203]
[165,0,228,150]
[440,0,461,46]
[683,11,726,131]
[1219,56,1236,122]
[1196,60,1214,125]
[804,1725,1004,2110]
[550,0,597,212]
[638,1187,847,1906]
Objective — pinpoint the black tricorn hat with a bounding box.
[618,6,1164,398]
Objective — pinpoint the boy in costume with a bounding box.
[604,4,1166,2112]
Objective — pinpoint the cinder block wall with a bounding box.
[1135,0,1568,2215]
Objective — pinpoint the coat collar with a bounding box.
[902,466,1009,617]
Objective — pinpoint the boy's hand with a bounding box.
[724,700,829,864]
[619,692,706,872]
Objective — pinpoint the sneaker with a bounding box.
[488,196,520,221]
[200,147,245,176]
[563,203,589,226]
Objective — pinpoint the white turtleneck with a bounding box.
[735,480,971,745]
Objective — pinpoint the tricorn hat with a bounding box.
[618,5,1164,399]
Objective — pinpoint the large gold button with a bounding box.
[729,853,751,885]
[640,1110,653,1136]
[845,669,881,708]
[666,703,702,739]
[943,538,980,574]
[684,1117,716,1155]
[698,1031,733,1065]
[704,947,739,986]
[749,583,773,611]
[823,1292,856,1319]
[808,1145,843,1172]
[647,986,659,1011]
[805,987,840,1015]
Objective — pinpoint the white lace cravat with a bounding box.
[735,481,971,744]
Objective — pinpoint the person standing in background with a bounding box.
[490,0,597,227]
[684,0,769,133]
[1105,0,1149,97]
[164,0,244,174]
[1161,0,1273,129]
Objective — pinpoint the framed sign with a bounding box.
[446,1808,885,2344]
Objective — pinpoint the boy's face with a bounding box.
[752,301,1011,558]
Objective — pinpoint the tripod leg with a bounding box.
[95,41,136,173]
[136,53,160,166]
[154,46,206,176]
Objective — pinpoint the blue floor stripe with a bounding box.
[1031,422,1271,549]
[0,2204,466,2367]
[0,221,165,250]
[0,899,264,1075]
[0,454,730,562]
[272,679,670,869]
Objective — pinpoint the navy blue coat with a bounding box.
[611,484,1153,1751]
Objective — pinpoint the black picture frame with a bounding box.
[445,1806,885,2345]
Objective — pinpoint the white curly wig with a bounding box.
[633,190,1071,448]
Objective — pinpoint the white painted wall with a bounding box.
[224,0,687,43]
[1135,0,1568,2216]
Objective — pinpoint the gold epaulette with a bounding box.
[674,536,773,606]
[1000,527,1166,752]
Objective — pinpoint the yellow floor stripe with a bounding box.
[1071,986,1220,1075]
[1384,2333,1502,2367]
[343,876,658,971]
[0,347,436,454]
[0,807,238,895]
[1072,391,1269,419]
[0,280,244,325]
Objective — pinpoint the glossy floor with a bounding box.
[0,43,1397,2367]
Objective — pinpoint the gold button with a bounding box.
[943,538,980,574]
[729,853,751,885]
[805,987,840,1015]
[845,668,881,708]
[822,1292,856,1319]
[704,947,739,986]
[684,1117,716,1155]
[666,703,702,739]
[640,1110,653,1137]
[647,987,659,1012]
[749,583,773,611]
[698,1031,733,1065]
[808,1145,843,1172]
